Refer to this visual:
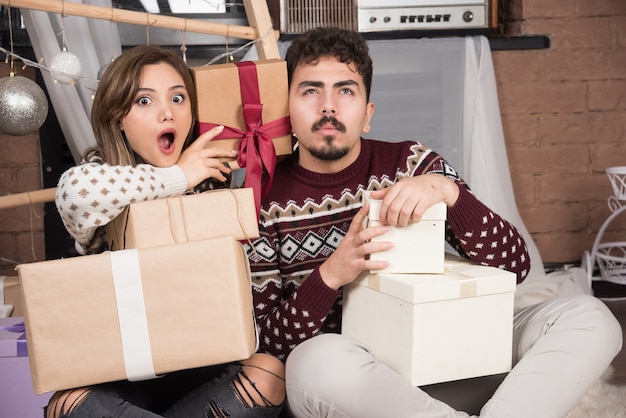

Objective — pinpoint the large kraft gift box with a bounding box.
[1,275,24,317]
[16,236,258,394]
[192,59,292,211]
[106,188,259,251]
[0,317,53,417]
[342,254,516,386]
[365,192,447,274]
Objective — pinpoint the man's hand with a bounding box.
[319,204,393,290]
[370,174,459,226]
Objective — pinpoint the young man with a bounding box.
[246,27,622,417]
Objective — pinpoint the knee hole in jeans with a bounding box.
[207,358,285,418]
[45,388,92,418]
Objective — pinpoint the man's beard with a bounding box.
[309,136,350,161]
[308,116,349,161]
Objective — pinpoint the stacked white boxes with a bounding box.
[343,195,516,386]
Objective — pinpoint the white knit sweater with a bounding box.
[55,162,188,253]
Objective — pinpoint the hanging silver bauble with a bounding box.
[0,75,49,136]
[50,49,82,84]
[97,60,113,81]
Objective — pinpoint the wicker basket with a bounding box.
[596,241,626,284]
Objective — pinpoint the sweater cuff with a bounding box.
[154,165,188,196]
[447,185,491,233]
[293,269,341,319]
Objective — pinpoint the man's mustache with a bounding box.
[311,116,347,133]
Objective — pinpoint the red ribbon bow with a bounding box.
[197,61,291,216]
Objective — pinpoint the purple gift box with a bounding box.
[0,316,53,418]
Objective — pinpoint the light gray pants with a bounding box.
[285,294,622,418]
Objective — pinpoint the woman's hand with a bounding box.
[369,174,459,226]
[319,204,393,290]
[176,125,238,189]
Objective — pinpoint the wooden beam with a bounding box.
[0,0,280,49]
[243,0,280,59]
[0,188,56,209]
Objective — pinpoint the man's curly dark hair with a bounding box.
[285,27,373,101]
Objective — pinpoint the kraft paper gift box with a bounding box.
[106,188,259,251]
[342,254,516,386]
[192,59,292,211]
[16,236,258,394]
[1,275,24,317]
[0,317,53,418]
[365,191,447,273]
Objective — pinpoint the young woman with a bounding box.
[51,45,286,418]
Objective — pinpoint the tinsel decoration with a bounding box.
[49,48,82,84]
[0,75,49,136]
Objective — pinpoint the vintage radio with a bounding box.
[267,0,497,34]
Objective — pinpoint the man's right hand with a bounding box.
[319,204,393,290]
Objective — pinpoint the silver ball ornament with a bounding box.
[50,50,82,84]
[0,76,49,136]
[97,61,112,81]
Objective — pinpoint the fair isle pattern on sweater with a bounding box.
[246,139,530,359]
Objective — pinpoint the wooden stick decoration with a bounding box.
[0,188,56,209]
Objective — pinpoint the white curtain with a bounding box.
[20,0,121,163]
[368,36,546,283]
[461,36,546,283]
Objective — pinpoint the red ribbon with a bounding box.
[197,61,292,216]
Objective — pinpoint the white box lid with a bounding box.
[355,254,516,303]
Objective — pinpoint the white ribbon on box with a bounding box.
[110,250,158,381]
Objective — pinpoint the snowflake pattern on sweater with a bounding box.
[246,139,530,360]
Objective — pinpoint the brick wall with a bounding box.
[0,63,46,276]
[493,0,626,263]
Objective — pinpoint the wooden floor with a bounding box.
[603,298,626,386]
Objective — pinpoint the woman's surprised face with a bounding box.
[120,62,193,167]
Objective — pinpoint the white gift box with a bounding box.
[342,254,516,386]
[366,193,447,273]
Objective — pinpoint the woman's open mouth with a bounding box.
[157,130,176,154]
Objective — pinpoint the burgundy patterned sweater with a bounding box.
[246,139,530,360]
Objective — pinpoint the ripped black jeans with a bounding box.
[45,362,284,418]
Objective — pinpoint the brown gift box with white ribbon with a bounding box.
[105,188,259,251]
[16,236,257,394]
[342,254,516,386]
